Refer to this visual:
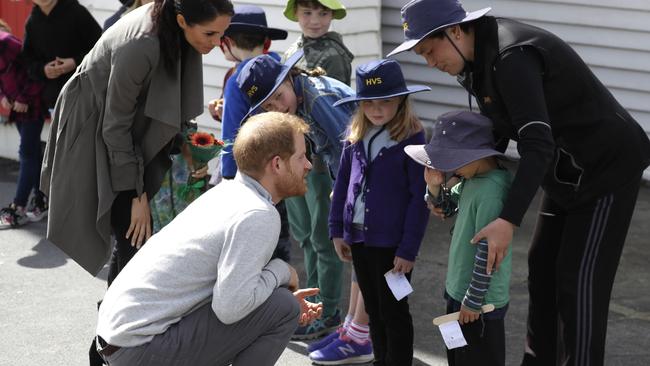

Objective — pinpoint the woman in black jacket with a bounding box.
[388,0,650,365]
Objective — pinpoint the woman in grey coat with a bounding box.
[40,0,234,279]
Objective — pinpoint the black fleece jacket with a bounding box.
[22,0,101,109]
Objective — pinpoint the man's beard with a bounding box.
[277,165,308,198]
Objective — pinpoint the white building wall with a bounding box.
[0,0,382,159]
[382,0,650,179]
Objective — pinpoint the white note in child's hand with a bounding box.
[438,321,468,349]
[384,270,413,301]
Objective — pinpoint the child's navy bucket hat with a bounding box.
[404,111,503,172]
[225,5,288,40]
[237,49,304,117]
[387,0,490,57]
[333,59,430,107]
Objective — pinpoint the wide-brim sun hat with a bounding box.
[284,0,347,21]
[333,59,430,106]
[403,110,503,172]
[237,49,305,119]
[225,5,288,40]
[387,0,491,57]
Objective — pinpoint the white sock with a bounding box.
[343,314,353,331]
[346,320,370,344]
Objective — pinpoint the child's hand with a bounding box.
[426,201,446,220]
[392,256,414,274]
[44,60,60,79]
[1,96,13,110]
[12,101,28,113]
[54,57,76,75]
[190,164,209,179]
[424,168,445,191]
[332,238,352,262]
[208,98,224,121]
[459,305,480,325]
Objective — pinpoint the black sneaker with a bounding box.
[0,204,28,229]
[26,195,48,222]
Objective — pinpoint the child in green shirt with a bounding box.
[283,0,353,85]
[404,110,513,366]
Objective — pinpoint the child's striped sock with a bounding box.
[346,320,370,344]
[342,314,353,331]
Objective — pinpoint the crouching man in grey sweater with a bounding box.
[95,112,321,366]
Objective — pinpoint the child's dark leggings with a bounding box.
[351,244,413,366]
[523,173,642,366]
[445,293,507,366]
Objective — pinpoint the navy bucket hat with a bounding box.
[387,0,490,57]
[237,50,304,116]
[404,111,503,172]
[333,59,430,106]
[225,5,288,40]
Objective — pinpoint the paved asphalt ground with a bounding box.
[1,157,649,366]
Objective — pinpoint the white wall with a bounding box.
[381,0,650,180]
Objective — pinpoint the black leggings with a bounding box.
[351,245,414,366]
[90,191,148,365]
[523,174,642,366]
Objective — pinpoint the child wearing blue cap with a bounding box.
[237,52,353,341]
[326,59,430,366]
[404,110,513,365]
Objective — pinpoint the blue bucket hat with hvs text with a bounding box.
[333,59,430,106]
[236,49,304,119]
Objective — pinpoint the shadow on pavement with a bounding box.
[17,237,68,269]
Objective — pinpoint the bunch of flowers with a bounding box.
[177,130,227,201]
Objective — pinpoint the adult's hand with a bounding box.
[13,101,28,113]
[392,256,414,274]
[332,237,352,262]
[126,193,151,249]
[288,264,299,292]
[471,218,514,275]
[293,288,323,326]
[1,96,13,110]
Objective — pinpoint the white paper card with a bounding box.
[384,270,413,301]
[438,321,468,349]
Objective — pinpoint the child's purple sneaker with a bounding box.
[309,335,374,365]
[307,327,344,353]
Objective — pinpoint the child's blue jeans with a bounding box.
[14,119,45,207]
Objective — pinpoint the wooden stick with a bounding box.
[432,304,495,326]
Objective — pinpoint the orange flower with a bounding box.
[190,132,215,147]
[215,138,225,146]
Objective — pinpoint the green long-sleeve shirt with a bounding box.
[446,168,513,310]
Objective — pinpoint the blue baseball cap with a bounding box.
[225,5,288,40]
[404,111,503,172]
[387,0,490,57]
[237,50,304,117]
[333,59,430,106]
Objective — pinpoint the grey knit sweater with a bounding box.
[96,173,291,347]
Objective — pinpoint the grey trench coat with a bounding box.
[40,5,204,275]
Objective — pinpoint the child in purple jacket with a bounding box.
[326,59,431,366]
[0,22,45,229]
